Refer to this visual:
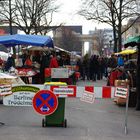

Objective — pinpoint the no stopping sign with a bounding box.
[32,90,58,115]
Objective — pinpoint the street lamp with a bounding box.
[102,48,104,55]
[109,40,112,48]
[103,45,108,56]
[109,40,112,55]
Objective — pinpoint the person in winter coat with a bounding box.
[49,52,59,68]
[108,54,117,69]
[89,55,98,81]
[4,54,15,71]
[117,54,124,66]
[24,55,32,67]
[82,54,90,80]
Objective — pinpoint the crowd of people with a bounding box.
[76,53,133,82]
[0,48,137,85]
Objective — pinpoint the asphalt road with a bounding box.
[0,80,140,140]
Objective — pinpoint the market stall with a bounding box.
[107,47,138,106]
[0,72,24,102]
[16,68,37,84]
[124,35,140,110]
[0,34,54,84]
[0,34,54,47]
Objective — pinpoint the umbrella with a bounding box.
[124,35,140,47]
[119,49,137,55]
[0,34,54,47]
[114,49,137,55]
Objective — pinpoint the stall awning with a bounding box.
[115,49,137,55]
[124,36,140,48]
[0,34,54,47]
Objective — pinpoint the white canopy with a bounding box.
[0,73,16,79]
[0,51,8,61]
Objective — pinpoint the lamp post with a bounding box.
[109,40,112,55]
[102,48,104,55]
[109,40,112,48]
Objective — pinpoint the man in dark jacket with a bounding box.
[108,54,117,69]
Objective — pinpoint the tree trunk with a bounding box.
[117,20,122,52]
[136,46,140,110]
[114,37,117,53]
[118,0,122,52]
[118,30,122,52]
[112,24,117,53]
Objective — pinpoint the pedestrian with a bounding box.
[21,50,28,66]
[76,57,83,79]
[90,55,98,81]
[24,55,32,67]
[107,54,117,71]
[4,54,15,71]
[39,51,51,83]
[82,54,90,80]
[117,54,124,67]
[49,52,59,68]
[98,57,106,80]
[57,55,63,66]
[0,56,4,69]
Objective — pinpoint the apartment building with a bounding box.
[122,18,140,42]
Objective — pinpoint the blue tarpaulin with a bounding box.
[0,34,54,47]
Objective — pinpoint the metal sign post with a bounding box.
[124,85,129,135]
[0,96,5,125]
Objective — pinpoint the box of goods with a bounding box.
[0,79,12,85]
[114,80,129,106]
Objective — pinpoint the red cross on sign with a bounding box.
[32,90,58,115]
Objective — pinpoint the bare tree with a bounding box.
[0,0,14,34]
[0,0,61,35]
[79,0,140,52]
[54,26,81,52]
[96,29,106,55]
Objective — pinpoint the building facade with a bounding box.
[122,18,140,43]
[53,26,83,55]
[88,28,113,56]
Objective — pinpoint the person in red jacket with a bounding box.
[49,52,59,68]
[0,57,4,66]
[24,55,32,67]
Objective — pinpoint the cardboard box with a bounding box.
[114,80,129,87]
[114,80,129,106]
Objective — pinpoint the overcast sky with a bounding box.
[53,0,111,34]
